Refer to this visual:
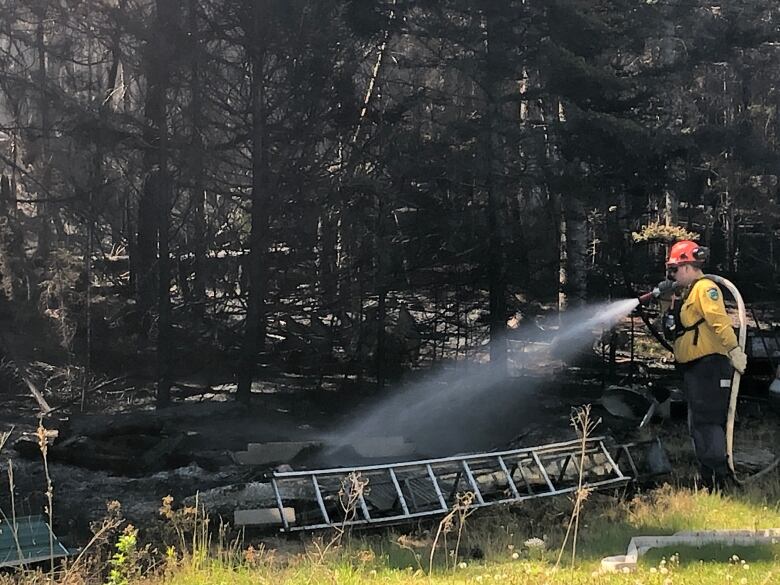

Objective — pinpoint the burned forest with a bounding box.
[0,0,780,581]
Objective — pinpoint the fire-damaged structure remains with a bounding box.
[259,437,669,532]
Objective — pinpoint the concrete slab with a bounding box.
[234,508,296,527]
[601,529,780,573]
[234,441,320,466]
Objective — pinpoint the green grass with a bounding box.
[154,480,780,585]
[5,416,780,585]
[5,480,780,584]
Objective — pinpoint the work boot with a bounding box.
[716,472,739,494]
[701,470,737,494]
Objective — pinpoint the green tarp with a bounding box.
[0,515,70,568]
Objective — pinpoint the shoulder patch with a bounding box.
[707,287,719,301]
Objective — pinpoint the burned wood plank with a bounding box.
[59,402,243,440]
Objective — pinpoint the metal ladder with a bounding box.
[271,437,628,532]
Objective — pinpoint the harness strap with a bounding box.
[687,317,705,346]
[666,288,706,345]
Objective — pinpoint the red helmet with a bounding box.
[666,240,708,267]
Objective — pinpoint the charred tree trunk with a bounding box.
[157,171,173,407]
[375,195,388,389]
[0,177,24,302]
[333,5,394,327]
[720,191,736,273]
[155,0,176,408]
[136,177,158,333]
[316,208,339,310]
[376,287,387,389]
[483,5,507,374]
[137,54,163,335]
[85,4,103,396]
[187,0,208,315]
[34,4,53,262]
[0,176,9,212]
[237,5,269,404]
[563,195,587,307]
[138,0,175,406]
[558,199,568,313]
[106,20,126,250]
[9,133,19,219]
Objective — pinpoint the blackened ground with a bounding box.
[0,359,777,551]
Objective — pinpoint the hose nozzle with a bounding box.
[637,290,657,304]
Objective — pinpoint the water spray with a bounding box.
[323,299,646,461]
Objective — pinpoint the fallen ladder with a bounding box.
[271,437,628,532]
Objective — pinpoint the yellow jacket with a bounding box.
[673,278,739,364]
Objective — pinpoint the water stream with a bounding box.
[323,298,641,459]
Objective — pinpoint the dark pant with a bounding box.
[679,354,733,489]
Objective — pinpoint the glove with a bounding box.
[652,279,677,300]
[728,346,747,375]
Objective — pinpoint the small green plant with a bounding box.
[62,500,125,584]
[106,525,139,585]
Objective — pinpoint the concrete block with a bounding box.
[235,441,320,465]
[601,529,780,573]
[234,508,296,527]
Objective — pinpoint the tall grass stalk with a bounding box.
[3,457,25,571]
[555,404,599,569]
[310,471,368,565]
[429,491,474,573]
[36,418,55,576]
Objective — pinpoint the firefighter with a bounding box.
[662,240,747,490]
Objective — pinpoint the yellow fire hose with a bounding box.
[702,274,746,476]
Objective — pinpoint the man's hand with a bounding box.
[728,346,747,374]
[653,279,678,301]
